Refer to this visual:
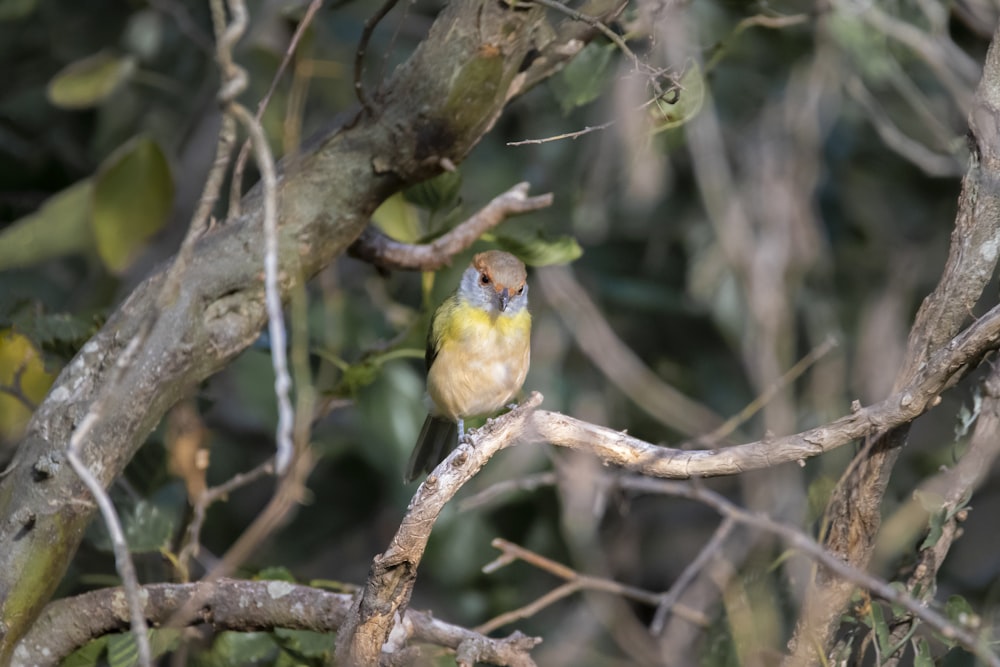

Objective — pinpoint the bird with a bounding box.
[405,250,531,482]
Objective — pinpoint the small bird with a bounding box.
[405,250,531,482]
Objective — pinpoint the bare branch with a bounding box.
[478,538,709,635]
[13,579,539,667]
[334,394,544,665]
[348,182,554,271]
[229,0,324,216]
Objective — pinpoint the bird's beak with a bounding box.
[497,288,510,312]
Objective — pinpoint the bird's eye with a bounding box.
[517,287,524,295]
[480,274,490,285]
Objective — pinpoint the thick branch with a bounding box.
[0,1,592,658]
[13,579,539,667]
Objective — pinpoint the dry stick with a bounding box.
[348,182,554,270]
[538,264,724,438]
[459,471,559,511]
[229,0,323,217]
[845,75,961,178]
[176,458,275,577]
[507,121,616,146]
[698,336,839,446]
[229,103,294,474]
[65,335,152,667]
[334,394,544,665]
[477,538,709,635]
[354,0,400,114]
[210,0,294,475]
[649,516,736,634]
[620,477,1000,667]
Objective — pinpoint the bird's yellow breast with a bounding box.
[426,300,530,421]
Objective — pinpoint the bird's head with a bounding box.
[458,250,528,315]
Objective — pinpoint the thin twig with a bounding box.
[477,538,710,635]
[538,264,723,438]
[176,458,275,578]
[229,0,324,217]
[0,361,36,411]
[354,0,400,114]
[459,471,558,511]
[528,0,652,82]
[209,0,295,476]
[698,336,839,446]
[507,121,616,146]
[650,516,736,634]
[65,335,151,667]
[229,103,294,474]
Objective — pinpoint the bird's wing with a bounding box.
[426,294,455,370]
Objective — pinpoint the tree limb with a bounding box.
[12,579,540,667]
[0,1,589,657]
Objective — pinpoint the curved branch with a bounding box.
[335,393,544,665]
[13,579,539,667]
[348,182,554,271]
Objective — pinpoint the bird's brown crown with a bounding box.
[472,250,527,291]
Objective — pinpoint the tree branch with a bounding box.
[13,579,540,667]
[348,182,554,271]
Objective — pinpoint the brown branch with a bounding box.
[478,538,709,635]
[348,182,554,271]
[13,579,539,667]
[334,393,544,665]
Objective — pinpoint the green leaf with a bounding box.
[254,566,297,582]
[107,629,181,667]
[870,602,891,653]
[489,230,583,266]
[0,180,94,270]
[551,42,615,114]
[47,51,136,109]
[371,192,421,244]
[60,636,108,667]
[913,637,934,667]
[920,507,946,550]
[273,628,335,660]
[944,595,978,628]
[92,136,174,273]
[198,632,278,666]
[119,499,176,553]
[650,61,705,132]
[404,170,462,213]
[0,0,37,21]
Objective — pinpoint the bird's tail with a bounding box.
[405,415,457,482]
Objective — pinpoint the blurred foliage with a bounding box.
[1,0,999,664]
